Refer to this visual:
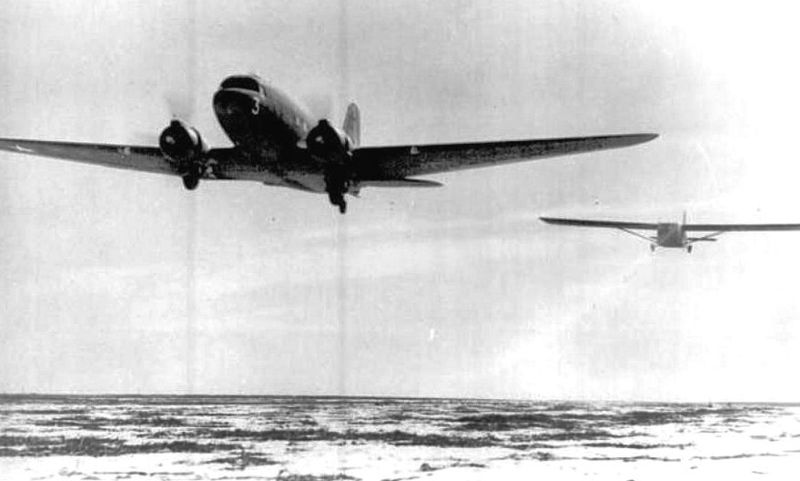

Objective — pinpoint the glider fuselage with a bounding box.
[655,223,686,248]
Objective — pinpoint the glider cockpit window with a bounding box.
[220,76,262,94]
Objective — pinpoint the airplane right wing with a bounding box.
[683,223,800,232]
[539,217,659,230]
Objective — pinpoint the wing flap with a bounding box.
[352,133,657,179]
[540,217,659,230]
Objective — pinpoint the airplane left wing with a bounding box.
[351,133,658,179]
[0,137,236,179]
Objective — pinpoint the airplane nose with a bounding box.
[213,88,262,117]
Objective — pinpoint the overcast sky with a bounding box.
[2,0,800,401]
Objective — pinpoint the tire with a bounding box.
[182,174,200,190]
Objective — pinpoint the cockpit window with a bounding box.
[220,76,262,93]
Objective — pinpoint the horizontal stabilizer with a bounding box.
[361,178,443,188]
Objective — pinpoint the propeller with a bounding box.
[165,89,196,123]
[133,91,197,145]
[301,92,334,123]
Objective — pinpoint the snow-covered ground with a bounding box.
[2,396,799,480]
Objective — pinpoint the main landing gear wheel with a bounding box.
[687,245,693,254]
[649,244,655,252]
[328,191,347,214]
[182,174,200,191]
[325,168,350,214]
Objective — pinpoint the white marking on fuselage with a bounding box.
[14,144,34,153]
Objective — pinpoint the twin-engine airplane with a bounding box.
[540,213,800,253]
[0,74,658,214]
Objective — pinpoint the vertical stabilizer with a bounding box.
[343,102,360,148]
[682,210,687,226]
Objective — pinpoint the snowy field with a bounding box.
[1,395,800,480]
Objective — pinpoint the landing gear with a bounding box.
[328,191,347,214]
[687,245,693,254]
[649,244,656,252]
[181,162,207,191]
[182,173,200,190]
[325,168,350,215]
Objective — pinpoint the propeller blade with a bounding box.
[301,92,334,122]
[164,90,196,122]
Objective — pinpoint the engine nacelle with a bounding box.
[306,119,353,160]
[159,119,208,163]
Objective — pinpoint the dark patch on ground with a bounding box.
[694,453,782,460]
[501,451,557,461]
[452,405,774,433]
[454,413,581,431]
[206,448,279,470]
[449,460,488,468]
[583,442,693,449]
[350,430,498,448]
[0,435,239,457]
[0,408,89,416]
[276,471,358,481]
[542,403,587,412]
[582,455,682,462]
[198,428,500,448]
[32,414,191,430]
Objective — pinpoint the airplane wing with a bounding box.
[683,223,800,232]
[540,217,659,230]
[1,133,657,184]
[351,133,658,179]
[0,137,237,179]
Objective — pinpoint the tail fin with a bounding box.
[682,210,687,226]
[343,102,360,148]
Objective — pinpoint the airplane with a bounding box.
[540,213,800,253]
[0,74,658,214]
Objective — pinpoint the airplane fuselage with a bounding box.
[211,75,327,191]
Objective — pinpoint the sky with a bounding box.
[2,0,800,402]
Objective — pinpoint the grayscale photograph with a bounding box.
[1,1,799,480]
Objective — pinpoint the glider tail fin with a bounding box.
[343,102,360,148]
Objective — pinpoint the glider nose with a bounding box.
[213,88,262,117]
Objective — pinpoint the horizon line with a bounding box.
[1,392,798,406]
